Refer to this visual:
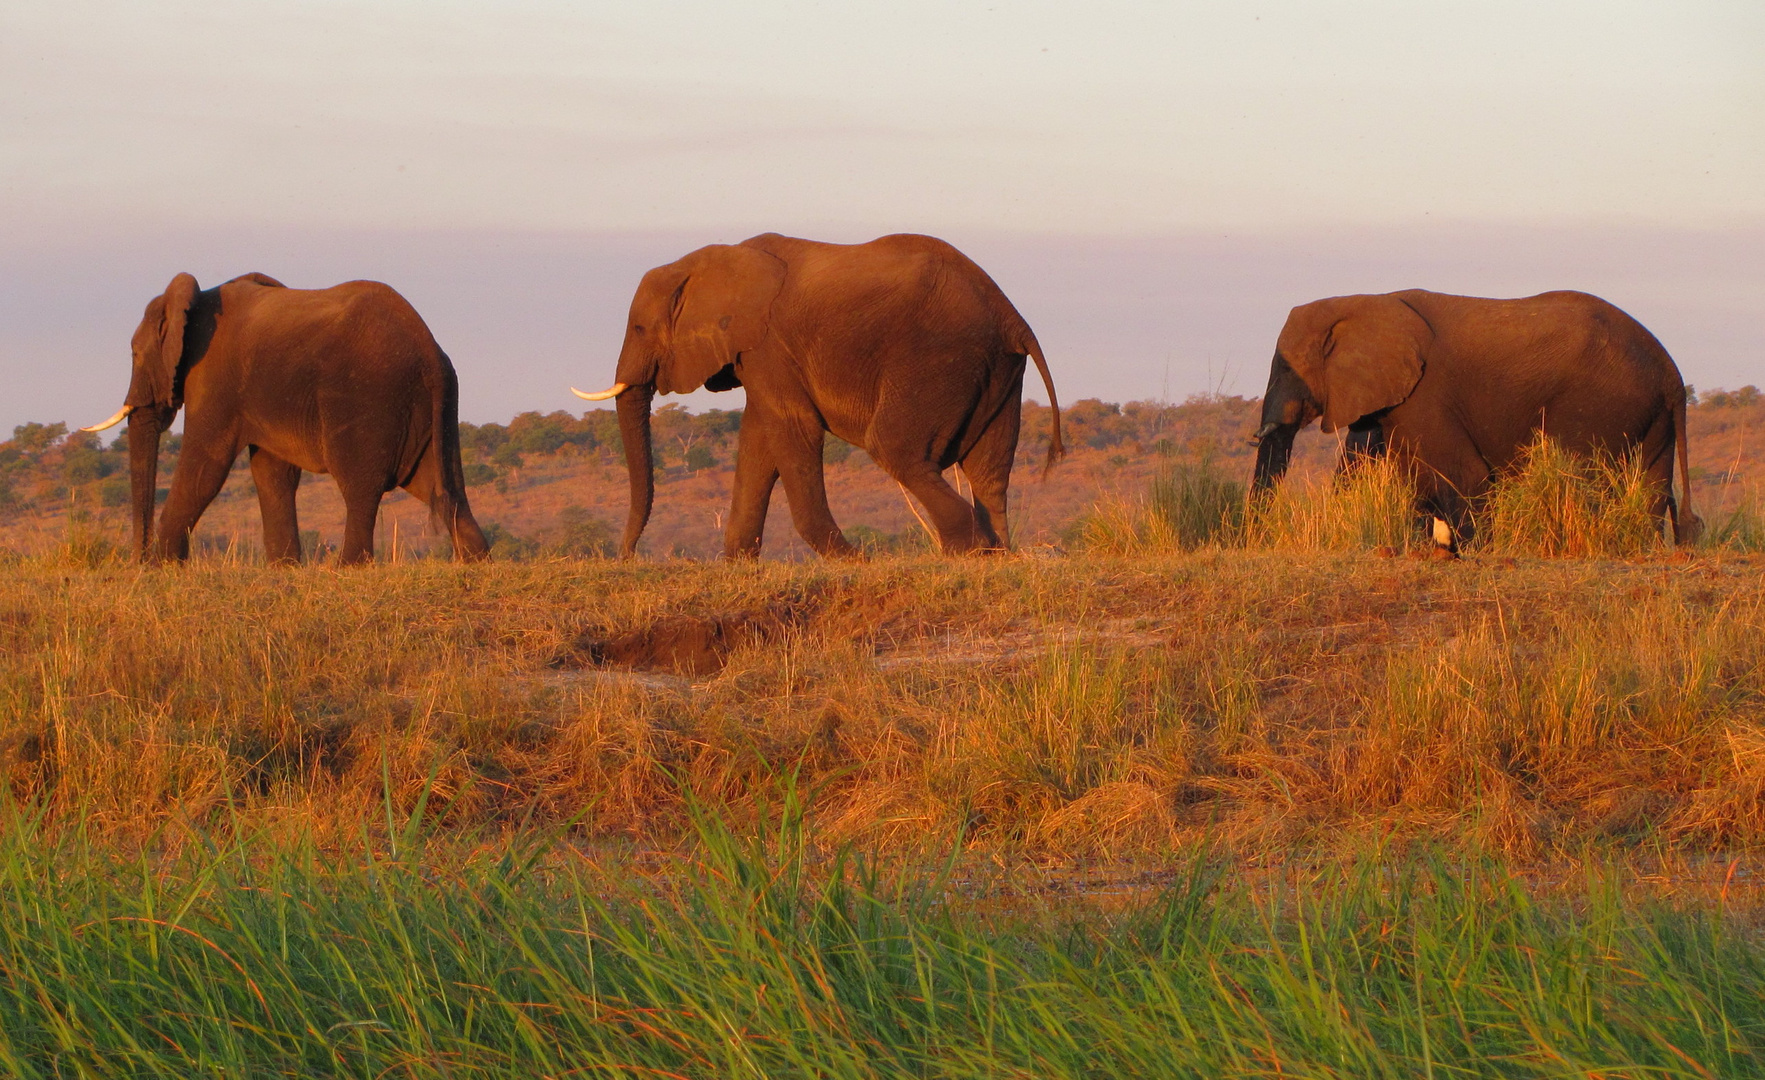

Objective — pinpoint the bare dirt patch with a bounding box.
[557,601,812,678]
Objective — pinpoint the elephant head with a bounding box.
[1251,293,1430,489]
[573,244,786,556]
[81,273,201,557]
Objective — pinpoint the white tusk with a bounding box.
[81,405,132,433]
[571,383,628,402]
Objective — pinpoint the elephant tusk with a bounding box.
[1249,421,1280,447]
[81,405,132,433]
[572,383,628,402]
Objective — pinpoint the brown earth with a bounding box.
[2,391,1760,559]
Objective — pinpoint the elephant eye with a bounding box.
[633,324,645,334]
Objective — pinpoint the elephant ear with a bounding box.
[1280,294,1429,434]
[150,273,200,408]
[661,245,785,395]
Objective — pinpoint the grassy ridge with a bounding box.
[2,544,1761,857]
[0,806,1760,1078]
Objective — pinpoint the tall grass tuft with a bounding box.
[1476,433,1667,557]
[1078,456,1244,554]
[1244,454,1417,552]
[1704,483,1765,553]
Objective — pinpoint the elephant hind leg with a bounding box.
[332,477,385,566]
[882,457,987,554]
[957,399,1019,551]
[1635,407,1681,542]
[249,448,304,565]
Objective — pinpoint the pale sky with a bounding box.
[2,1,1761,431]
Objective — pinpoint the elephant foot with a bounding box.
[1429,516,1460,557]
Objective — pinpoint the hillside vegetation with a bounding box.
[7,387,1759,559]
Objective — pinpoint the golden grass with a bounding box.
[1082,455,1421,555]
[1244,455,1421,552]
[3,541,1761,861]
[1478,435,1668,557]
[1088,435,1763,559]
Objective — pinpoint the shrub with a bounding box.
[480,521,539,560]
[1702,385,1760,408]
[458,421,508,454]
[547,506,618,558]
[9,422,66,456]
[822,436,854,465]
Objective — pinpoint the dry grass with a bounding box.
[1082,455,1423,555]
[1088,434,1765,560]
[1478,434,1669,557]
[3,538,1761,861]
[1244,455,1423,553]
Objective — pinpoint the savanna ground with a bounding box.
[0,394,1763,1076]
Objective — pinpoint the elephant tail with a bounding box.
[1674,383,1700,545]
[1023,335,1064,475]
[427,350,489,559]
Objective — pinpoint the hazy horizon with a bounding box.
[3,1,1760,434]
[7,220,1761,435]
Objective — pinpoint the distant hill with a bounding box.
[2,390,1759,559]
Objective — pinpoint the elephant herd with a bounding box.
[84,231,1699,565]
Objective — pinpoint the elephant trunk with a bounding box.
[616,383,656,557]
[1251,423,1298,491]
[126,407,165,559]
[1250,351,1317,492]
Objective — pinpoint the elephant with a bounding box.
[1250,289,1699,545]
[572,232,1064,558]
[83,272,489,565]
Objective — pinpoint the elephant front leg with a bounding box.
[155,439,240,561]
[724,422,781,558]
[249,447,304,565]
[773,424,856,557]
[1339,415,1388,475]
